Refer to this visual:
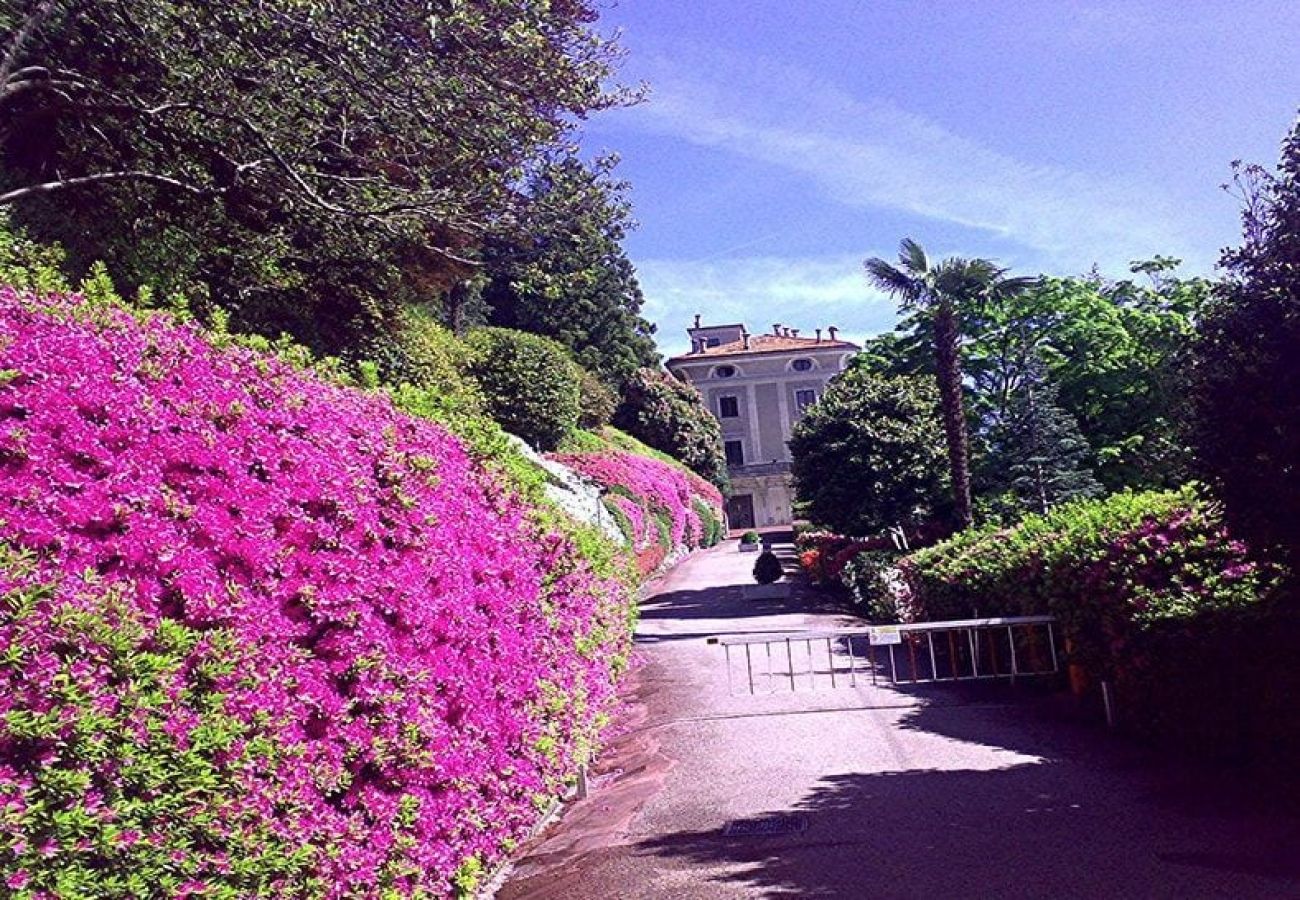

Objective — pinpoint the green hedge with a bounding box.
[465,327,582,452]
[897,486,1290,760]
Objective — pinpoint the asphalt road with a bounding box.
[498,536,1300,899]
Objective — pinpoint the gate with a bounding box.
[709,616,1059,695]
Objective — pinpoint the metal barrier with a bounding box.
[709,616,1059,695]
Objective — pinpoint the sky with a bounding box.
[579,1,1300,358]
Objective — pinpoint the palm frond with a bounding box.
[864,256,925,304]
[898,237,929,275]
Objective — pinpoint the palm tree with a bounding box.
[864,239,1034,530]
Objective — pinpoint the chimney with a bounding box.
[693,313,702,328]
[828,326,839,341]
[772,323,782,336]
[815,328,823,342]
[790,328,800,338]
[743,333,751,350]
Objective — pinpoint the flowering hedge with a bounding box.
[0,288,634,897]
[548,451,723,576]
[894,487,1287,753]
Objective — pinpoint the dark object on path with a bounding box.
[753,550,783,584]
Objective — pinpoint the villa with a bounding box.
[666,317,859,529]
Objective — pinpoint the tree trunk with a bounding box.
[932,298,974,529]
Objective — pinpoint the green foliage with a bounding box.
[0,212,70,294]
[980,359,1101,517]
[740,530,761,545]
[1193,132,1300,574]
[464,327,583,452]
[693,498,723,547]
[613,368,728,489]
[753,550,784,584]
[789,369,948,535]
[576,367,617,429]
[841,551,906,622]
[3,0,629,356]
[481,155,659,386]
[359,309,485,419]
[898,487,1286,760]
[859,258,1209,500]
[0,554,318,897]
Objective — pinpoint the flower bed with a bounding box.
[549,451,724,576]
[0,288,634,897]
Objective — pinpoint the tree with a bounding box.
[480,154,659,387]
[0,0,629,354]
[864,239,1033,530]
[857,259,1208,495]
[789,368,948,536]
[613,368,727,489]
[982,358,1101,517]
[1193,127,1300,573]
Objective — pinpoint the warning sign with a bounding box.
[869,626,903,646]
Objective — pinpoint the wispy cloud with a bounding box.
[639,253,899,358]
[619,52,1213,275]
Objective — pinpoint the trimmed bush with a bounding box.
[0,287,634,897]
[842,551,907,622]
[465,327,582,451]
[740,530,760,545]
[896,486,1286,757]
[753,551,783,585]
[576,368,617,430]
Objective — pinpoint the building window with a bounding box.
[795,389,817,412]
[718,395,739,418]
[706,337,721,347]
[724,440,745,467]
[792,358,814,372]
[715,365,736,378]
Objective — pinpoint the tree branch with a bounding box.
[0,169,214,205]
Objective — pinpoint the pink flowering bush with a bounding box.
[549,451,723,576]
[896,486,1286,752]
[0,287,634,897]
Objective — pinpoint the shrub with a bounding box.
[359,309,485,417]
[465,327,582,451]
[0,287,634,896]
[740,530,760,545]
[897,486,1285,756]
[841,551,907,622]
[576,368,617,429]
[753,551,784,584]
[551,450,724,577]
[613,368,727,489]
[789,370,949,536]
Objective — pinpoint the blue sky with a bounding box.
[580,1,1300,357]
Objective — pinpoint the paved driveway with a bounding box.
[499,537,1300,899]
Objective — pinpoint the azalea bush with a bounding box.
[0,287,636,897]
[550,451,724,576]
[895,486,1287,757]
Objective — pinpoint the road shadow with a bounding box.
[634,757,1300,898]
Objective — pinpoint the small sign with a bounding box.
[869,626,902,646]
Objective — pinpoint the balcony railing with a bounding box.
[728,460,792,477]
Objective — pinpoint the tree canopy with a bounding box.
[1193,128,1300,573]
[789,367,948,536]
[0,0,629,354]
[480,154,659,387]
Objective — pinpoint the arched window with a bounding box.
[791,358,814,372]
[714,365,737,378]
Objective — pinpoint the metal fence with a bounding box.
[709,615,1060,695]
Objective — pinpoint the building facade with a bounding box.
[666,318,858,529]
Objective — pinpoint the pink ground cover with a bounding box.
[0,288,632,896]
[548,450,723,559]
